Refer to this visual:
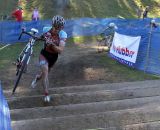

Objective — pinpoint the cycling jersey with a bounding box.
[40,29,67,68]
[42,29,67,52]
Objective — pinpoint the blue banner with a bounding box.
[0,18,155,44]
[0,82,12,130]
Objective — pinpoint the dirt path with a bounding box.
[0,41,156,95]
[0,42,107,91]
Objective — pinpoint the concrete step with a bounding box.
[8,84,160,109]
[84,121,160,130]
[11,96,160,121]
[4,80,160,97]
[11,104,160,130]
[10,80,160,130]
[122,121,160,130]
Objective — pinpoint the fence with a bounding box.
[0,18,155,44]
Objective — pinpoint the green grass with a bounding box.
[1,0,160,20]
[24,0,160,19]
[0,42,42,69]
[98,54,159,80]
[0,0,17,18]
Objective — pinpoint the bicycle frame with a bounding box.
[13,28,39,94]
[19,38,36,66]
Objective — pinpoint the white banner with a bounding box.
[110,32,141,64]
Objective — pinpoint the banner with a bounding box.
[0,82,12,130]
[110,32,141,67]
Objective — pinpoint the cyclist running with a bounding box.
[31,15,67,102]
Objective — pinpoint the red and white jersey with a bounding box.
[42,29,67,53]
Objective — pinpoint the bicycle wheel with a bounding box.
[12,53,29,94]
[97,38,106,53]
[105,35,113,49]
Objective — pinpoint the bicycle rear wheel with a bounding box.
[97,38,106,53]
[12,53,29,94]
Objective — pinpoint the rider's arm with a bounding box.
[51,30,67,54]
[50,38,66,54]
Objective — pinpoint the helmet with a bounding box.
[151,19,156,24]
[108,22,118,30]
[52,15,65,29]
[109,22,115,27]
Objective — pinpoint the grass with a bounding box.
[0,41,42,69]
[1,0,160,20]
[0,0,17,18]
[99,54,159,81]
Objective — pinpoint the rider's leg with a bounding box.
[31,72,42,88]
[38,54,51,102]
[41,64,49,95]
[41,63,51,102]
[31,55,45,88]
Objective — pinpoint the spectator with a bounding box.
[137,5,143,19]
[150,19,158,28]
[32,7,39,21]
[11,6,23,22]
[143,6,150,19]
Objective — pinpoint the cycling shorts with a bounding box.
[40,49,58,68]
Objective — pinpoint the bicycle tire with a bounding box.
[105,35,113,49]
[97,38,105,52]
[12,53,30,94]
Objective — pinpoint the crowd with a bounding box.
[11,6,40,22]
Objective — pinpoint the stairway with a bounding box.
[5,80,160,130]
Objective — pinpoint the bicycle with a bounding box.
[12,28,39,95]
[97,23,117,53]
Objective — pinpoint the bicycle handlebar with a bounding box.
[18,30,39,40]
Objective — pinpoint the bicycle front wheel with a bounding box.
[105,35,113,49]
[12,53,29,94]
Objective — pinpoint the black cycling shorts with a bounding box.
[40,49,58,68]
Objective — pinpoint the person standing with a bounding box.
[11,6,23,22]
[137,5,143,19]
[32,7,39,21]
[31,15,67,102]
[143,6,150,19]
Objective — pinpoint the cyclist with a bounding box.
[150,19,158,28]
[31,15,67,102]
[97,22,117,52]
[103,22,117,35]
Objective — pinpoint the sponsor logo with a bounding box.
[113,45,135,58]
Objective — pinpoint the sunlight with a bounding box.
[117,15,125,19]
[84,67,106,81]
[83,1,96,18]
[117,0,123,8]
[123,0,132,9]
[73,36,84,44]
[21,0,28,18]
[134,0,143,7]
